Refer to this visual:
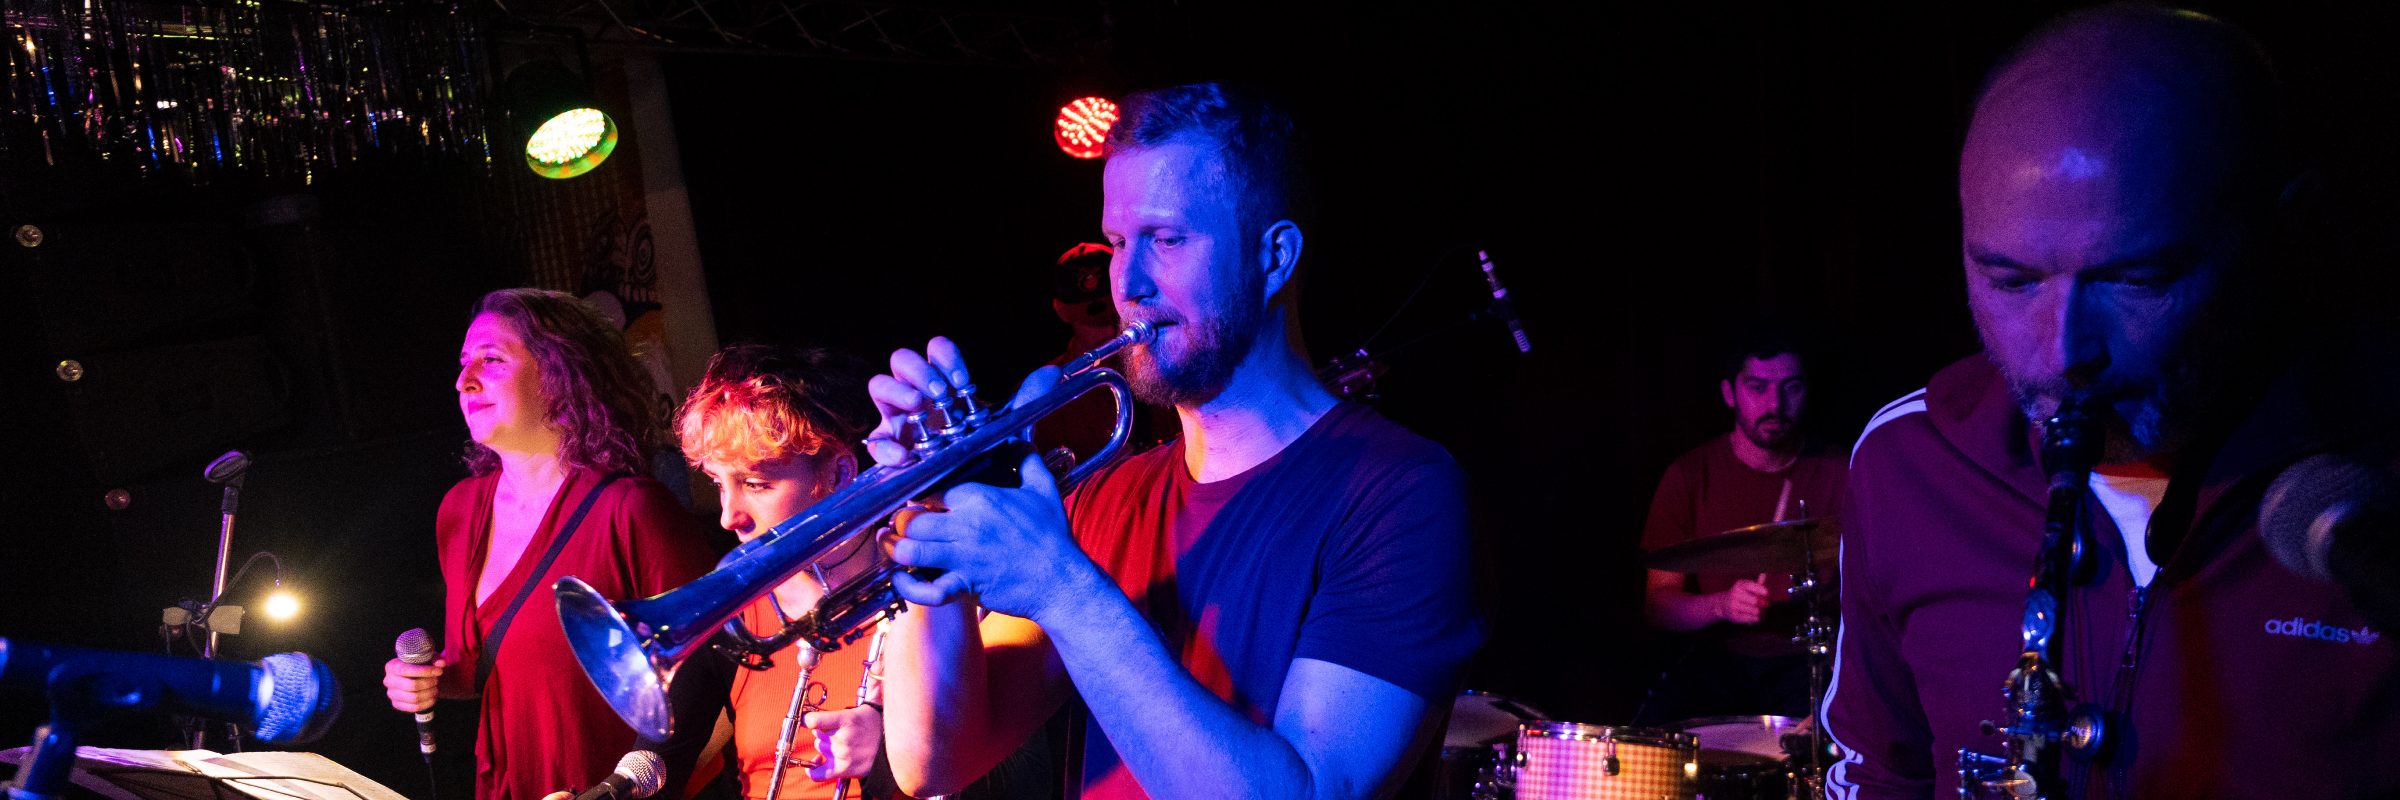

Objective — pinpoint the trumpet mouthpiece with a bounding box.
[1121,320,1157,345]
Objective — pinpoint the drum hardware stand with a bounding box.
[1785,501,1832,800]
[1964,398,2111,800]
[1471,742,1509,800]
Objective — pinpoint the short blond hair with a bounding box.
[678,344,874,469]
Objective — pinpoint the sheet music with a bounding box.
[0,747,407,800]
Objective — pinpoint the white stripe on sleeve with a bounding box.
[1851,389,1928,467]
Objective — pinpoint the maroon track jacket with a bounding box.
[1825,345,2400,799]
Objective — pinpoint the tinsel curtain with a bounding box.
[1,0,494,181]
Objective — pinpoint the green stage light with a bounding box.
[526,107,618,178]
[507,60,617,179]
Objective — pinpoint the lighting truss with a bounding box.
[515,0,1108,66]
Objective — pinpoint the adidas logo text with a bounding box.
[2264,617,2380,645]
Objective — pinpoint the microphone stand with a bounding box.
[1317,246,1530,402]
[191,451,252,750]
[201,451,252,659]
[1315,302,1528,402]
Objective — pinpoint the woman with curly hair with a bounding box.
[382,288,716,800]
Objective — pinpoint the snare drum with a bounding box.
[1690,749,1786,800]
[1659,717,1804,800]
[1507,722,1697,800]
[1658,715,1806,760]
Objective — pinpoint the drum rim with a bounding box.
[1695,747,1787,767]
[1454,689,1551,721]
[1448,689,1543,749]
[1517,721,1697,749]
[1657,714,1806,732]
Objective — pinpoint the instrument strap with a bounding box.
[477,474,620,695]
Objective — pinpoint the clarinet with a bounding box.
[831,617,892,800]
[1964,397,2110,799]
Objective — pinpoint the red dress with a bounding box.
[434,469,715,800]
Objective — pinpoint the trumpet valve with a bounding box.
[935,387,973,438]
[957,382,992,428]
[906,412,940,454]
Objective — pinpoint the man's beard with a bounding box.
[1122,267,1266,408]
[1997,336,2223,465]
[1738,413,1798,452]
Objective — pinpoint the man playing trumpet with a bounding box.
[869,83,1485,800]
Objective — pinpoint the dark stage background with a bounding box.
[1,1,2394,796]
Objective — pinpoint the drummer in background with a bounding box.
[1635,328,1847,725]
[1031,242,1179,463]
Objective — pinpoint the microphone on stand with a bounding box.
[1476,250,1532,354]
[0,639,341,742]
[2261,454,2400,632]
[395,629,439,761]
[0,640,343,800]
[574,751,664,800]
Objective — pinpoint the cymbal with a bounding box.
[1643,517,1841,574]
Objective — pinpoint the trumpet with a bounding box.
[555,322,1158,739]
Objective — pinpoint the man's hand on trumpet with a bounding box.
[865,338,1112,624]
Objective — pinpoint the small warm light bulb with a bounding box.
[265,590,301,620]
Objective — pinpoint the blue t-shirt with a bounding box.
[1063,402,1484,799]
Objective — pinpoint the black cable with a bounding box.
[209,552,285,609]
[192,551,286,639]
[1362,314,1482,365]
[1354,244,1476,355]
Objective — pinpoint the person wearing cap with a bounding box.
[1032,242,1178,464]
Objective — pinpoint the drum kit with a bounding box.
[1442,517,1841,800]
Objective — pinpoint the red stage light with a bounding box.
[1055,97,1119,159]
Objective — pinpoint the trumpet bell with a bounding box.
[557,576,676,739]
[552,321,1156,741]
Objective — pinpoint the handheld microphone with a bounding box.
[396,629,439,760]
[573,751,664,800]
[2261,454,2400,631]
[1476,250,1532,354]
[0,638,341,744]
